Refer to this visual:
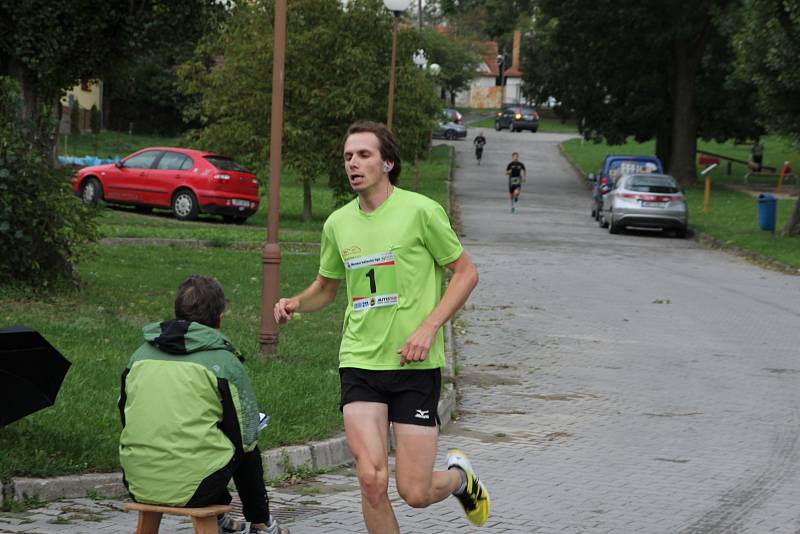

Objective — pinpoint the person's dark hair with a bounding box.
[344,121,402,184]
[174,275,226,327]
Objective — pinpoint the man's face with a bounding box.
[512,154,519,161]
[343,132,388,193]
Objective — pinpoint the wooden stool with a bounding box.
[127,502,232,534]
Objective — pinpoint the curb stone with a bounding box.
[4,380,457,503]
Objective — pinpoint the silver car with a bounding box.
[599,173,688,238]
[432,120,467,140]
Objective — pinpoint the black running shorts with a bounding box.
[509,183,522,194]
[339,367,441,427]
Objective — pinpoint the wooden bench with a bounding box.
[127,502,232,534]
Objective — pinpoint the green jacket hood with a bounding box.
[142,320,243,360]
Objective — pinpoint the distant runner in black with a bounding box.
[505,152,526,213]
[473,132,486,165]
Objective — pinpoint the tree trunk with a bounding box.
[302,178,313,222]
[655,116,672,173]
[3,56,60,166]
[668,41,700,186]
[784,195,800,236]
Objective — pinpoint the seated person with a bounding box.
[751,141,764,172]
[118,275,288,534]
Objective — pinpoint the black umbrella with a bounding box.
[0,325,72,427]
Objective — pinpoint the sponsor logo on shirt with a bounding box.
[345,252,396,270]
[341,245,362,259]
[352,293,399,311]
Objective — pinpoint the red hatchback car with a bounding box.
[71,147,260,223]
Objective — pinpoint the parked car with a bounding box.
[71,147,260,223]
[443,108,464,124]
[589,155,663,220]
[599,173,688,237]
[494,105,540,132]
[432,120,467,140]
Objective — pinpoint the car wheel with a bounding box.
[172,189,199,221]
[608,216,621,234]
[81,178,103,205]
[591,206,596,218]
[531,128,538,133]
[445,130,456,140]
[494,121,502,131]
[599,213,608,228]
[674,226,688,238]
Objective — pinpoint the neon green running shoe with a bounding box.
[447,449,490,526]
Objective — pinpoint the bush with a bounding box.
[0,78,99,287]
[70,101,81,135]
[90,104,101,134]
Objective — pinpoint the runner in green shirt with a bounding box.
[274,122,489,533]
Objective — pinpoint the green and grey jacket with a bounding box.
[118,320,260,506]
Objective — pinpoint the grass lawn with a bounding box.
[685,186,800,267]
[59,132,181,158]
[560,137,800,269]
[0,145,453,478]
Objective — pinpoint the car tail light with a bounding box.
[621,193,674,202]
[534,112,540,120]
[214,173,231,181]
[599,177,608,185]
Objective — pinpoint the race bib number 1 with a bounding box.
[346,252,399,312]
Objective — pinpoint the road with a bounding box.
[3,129,799,534]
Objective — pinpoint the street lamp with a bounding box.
[384,0,411,130]
[259,0,287,355]
[412,49,427,69]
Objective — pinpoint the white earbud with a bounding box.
[383,162,391,173]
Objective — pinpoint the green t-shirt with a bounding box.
[319,187,463,370]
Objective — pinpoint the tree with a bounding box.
[420,29,481,106]
[521,0,762,185]
[70,102,81,136]
[0,78,98,286]
[734,0,800,235]
[178,0,441,219]
[0,1,220,153]
[90,104,101,134]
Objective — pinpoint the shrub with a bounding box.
[70,101,81,135]
[0,78,99,287]
[90,104,101,134]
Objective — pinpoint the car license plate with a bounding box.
[641,201,665,208]
[232,199,249,207]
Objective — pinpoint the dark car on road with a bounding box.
[495,105,540,132]
[71,147,260,223]
[443,108,464,124]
